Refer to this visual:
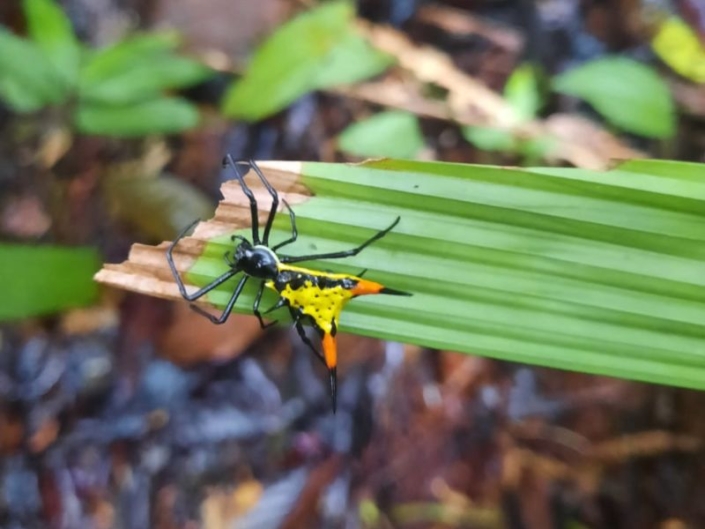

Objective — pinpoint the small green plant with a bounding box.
[552,56,675,138]
[0,0,213,136]
[463,63,555,163]
[338,111,425,159]
[0,244,99,320]
[223,0,393,121]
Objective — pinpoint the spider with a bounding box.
[167,156,411,411]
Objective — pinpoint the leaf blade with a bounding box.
[23,0,81,90]
[0,244,100,320]
[0,28,65,111]
[97,158,705,391]
[222,1,392,121]
[338,111,424,158]
[552,56,676,138]
[75,97,200,137]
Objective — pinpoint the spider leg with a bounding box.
[252,281,277,329]
[290,309,338,412]
[291,309,326,367]
[247,159,279,246]
[263,296,288,315]
[167,219,240,301]
[271,200,298,251]
[280,216,400,264]
[190,274,249,324]
[223,155,261,245]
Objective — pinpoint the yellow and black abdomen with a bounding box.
[266,266,360,335]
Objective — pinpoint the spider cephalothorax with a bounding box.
[229,238,280,280]
[167,157,411,411]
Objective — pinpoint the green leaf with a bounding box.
[185,158,705,391]
[338,111,424,159]
[312,30,393,88]
[23,0,81,90]
[504,62,542,122]
[462,126,517,152]
[0,244,99,320]
[75,97,200,137]
[552,56,675,138]
[0,28,66,111]
[80,31,181,86]
[517,135,556,164]
[223,0,392,121]
[80,54,212,104]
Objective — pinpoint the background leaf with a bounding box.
[0,244,99,320]
[80,55,212,104]
[75,97,200,137]
[0,28,66,111]
[80,32,181,86]
[23,0,81,91]
[338,111,424,158]
[312,31,393,88]
[552,56,675,138]
[462,126,517,152]
[223,1,392,121]
[504,62,542,122]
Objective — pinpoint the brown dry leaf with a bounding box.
[158,303,262,365]
[358,21,513,126]
[590,430,702,462]
[94,162,308,305]
[60,300,120,335]
[543,113,645,168]
[333,75,454,122]
[417,5,524,53]
[351,22,644,169]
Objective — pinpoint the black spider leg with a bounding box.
[222,155,261,245]
[290,308,337,412]
[246,158,280,246]
[223,156,282,246]
[167,219,241,302]
[251,281,277,329]
[271,200,297,251]
[290,309,325,365]
[190,275,249,324]
[280,216,401,264]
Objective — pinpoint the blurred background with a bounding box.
[2,0,705,527]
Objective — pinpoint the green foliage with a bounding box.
[0,28,63,111]
[504,62,543,123]
[553,56,675,138]
[75,98,200,136]
[338,111,425,159]
[186,158,705,391]
[462,126,554,164]
[24,0,80,90]
[0,244,100,320]
[79,39,210,105]
[223,0,393,121]
[0,0,212,137]
[463,63,553,162]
